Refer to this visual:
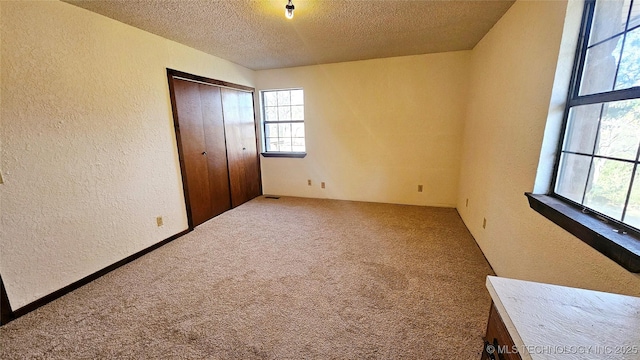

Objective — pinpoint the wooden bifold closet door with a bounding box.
[168,70,261,228]
[221,88,261,208]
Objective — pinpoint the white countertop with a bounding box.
[486,276,640,360]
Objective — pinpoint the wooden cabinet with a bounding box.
[481,303,522,360]
[168,70,261,228]
[483,276,640,360]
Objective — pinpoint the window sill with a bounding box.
[261,152,307,158]
[525,193,640,273]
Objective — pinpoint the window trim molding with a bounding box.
[549,0,594,193]
[261,152,307,158]
[526,193,640,272]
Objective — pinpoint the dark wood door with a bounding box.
[171,78,231,227]
[200,85,232,217]
[222,88,261,207]
[172,78,213,227]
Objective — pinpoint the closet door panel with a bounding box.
[222,88,261,207]
[238,91,261,201]
[221,88,246,207]
[172,79,213,227]
[199,84,232,217]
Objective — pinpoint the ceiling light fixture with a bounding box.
[285,0,295,19]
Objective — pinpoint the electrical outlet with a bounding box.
[321,182,325,189]
[482,218,486,229]
[156,216,164,227]
[308,179,312,186]
[466,198,469,207]
[417,185,423,192]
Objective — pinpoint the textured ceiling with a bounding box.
[64,0,515,70]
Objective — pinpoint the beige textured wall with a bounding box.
[256,52,470,207]
[3,0,637,314]
[0,0,254,309]
[457,0,640,296]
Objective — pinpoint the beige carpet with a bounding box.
[0,196,494,359]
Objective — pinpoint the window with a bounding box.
[527,0,640,273]
[261,89,306,157]
[554,0,640,230]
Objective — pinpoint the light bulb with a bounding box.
[285,0,295,19]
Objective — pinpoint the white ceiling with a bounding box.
[64,0,515,70]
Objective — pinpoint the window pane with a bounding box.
[292,123,305,138]
[292,138,305,152]
[278,123,291,138]
[580,35,623,95]
[264,92,278,107]
[563,103,602,154]
[291,90,304,105]
[266,137,279,152]
[555,153,592,203]
[589,0,630,45]
[265,107,278,121]
[629,0,640,29]
[291,105,304,120]
[584,158,633,220]
[279,137,292,152]
[624,168,640,229]
[277,90,291,106]
[265,123,278,138]
[593,99,640,160]
[278,106,291,121]
[614,27,640,90]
